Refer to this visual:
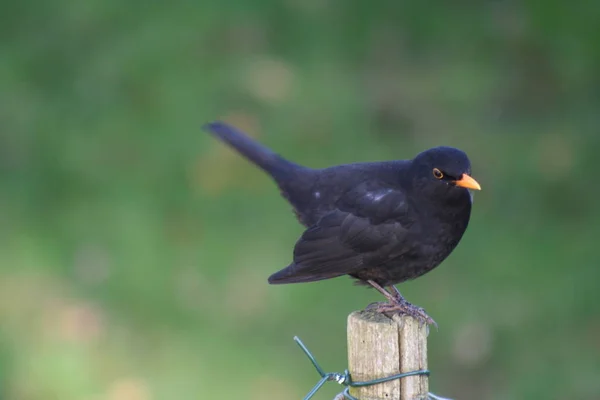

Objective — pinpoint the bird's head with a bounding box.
[410,146,481,194]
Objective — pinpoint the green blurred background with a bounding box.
[2,1,600,399]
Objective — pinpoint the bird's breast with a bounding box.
[381,202,471,284]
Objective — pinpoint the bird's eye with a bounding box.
[432,168,444,179]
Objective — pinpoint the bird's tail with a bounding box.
[203,121,299,181]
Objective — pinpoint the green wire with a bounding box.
[294,336,452,400]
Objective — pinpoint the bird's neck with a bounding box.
[411,184,472,216]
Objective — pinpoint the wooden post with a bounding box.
[347,309,429,400]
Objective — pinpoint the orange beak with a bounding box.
[454,174,481,190]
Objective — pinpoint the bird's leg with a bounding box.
[388,285,405,301]
[366,281,437,327]
[366,280,397,303]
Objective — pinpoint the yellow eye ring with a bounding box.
[433,168,444,179]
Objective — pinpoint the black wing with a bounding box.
[268,182,415,283]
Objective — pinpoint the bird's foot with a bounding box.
[372,299,437,328]
[364,281,437,328]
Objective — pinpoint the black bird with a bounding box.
[204,121,481,324]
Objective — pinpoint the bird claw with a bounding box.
[372,301,438,328]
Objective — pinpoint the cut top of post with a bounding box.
[347,310,429,400]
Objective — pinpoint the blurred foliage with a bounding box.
[1,1,600,399]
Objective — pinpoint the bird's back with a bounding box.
[280,160,409,227]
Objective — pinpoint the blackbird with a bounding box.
[204,121,481,325]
